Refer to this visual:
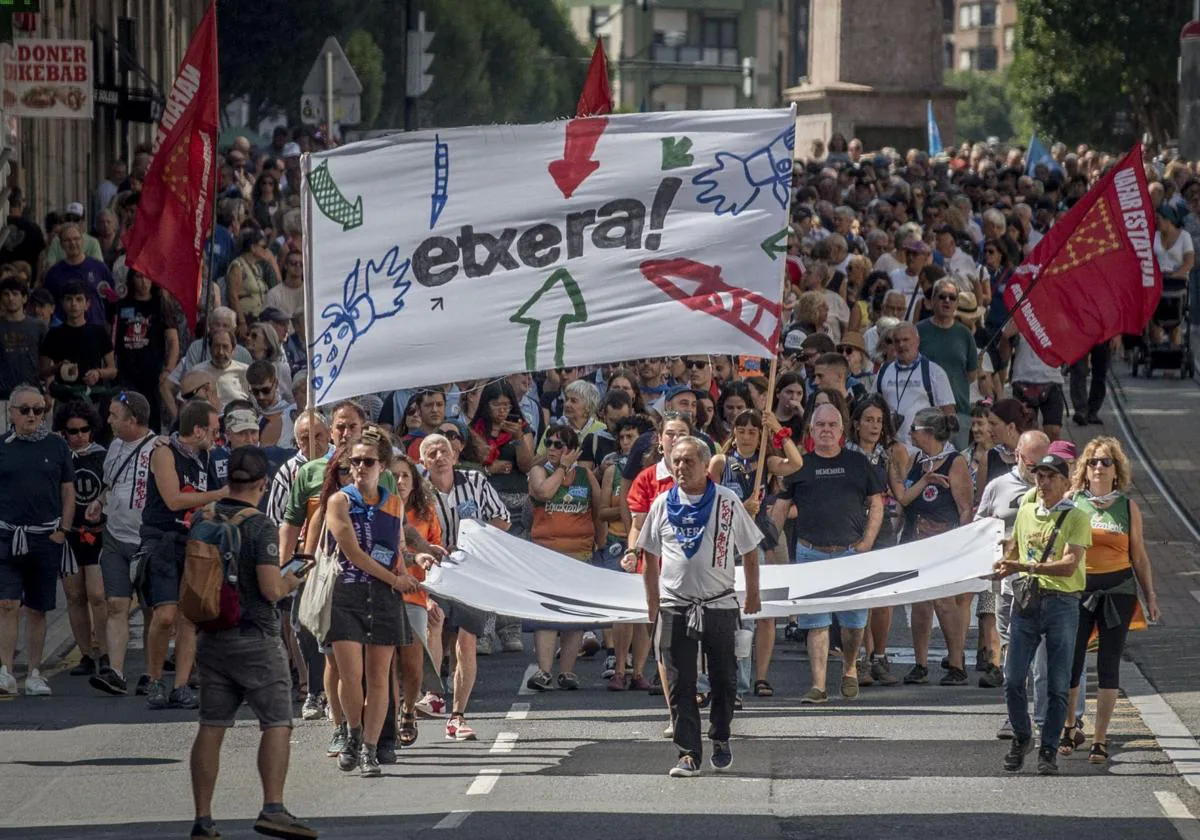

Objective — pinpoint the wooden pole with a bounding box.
[750,229,795,502]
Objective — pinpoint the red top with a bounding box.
[626,460,675,515]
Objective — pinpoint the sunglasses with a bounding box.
[250,385,275,396]
[15,405,45,416]
[349,457,378,468]
[838,346,856,356]
[546,440,568,450]
[181,384,211,400]
[440,428,463,442]
[64,425,91,436]
[1087,457,1115,467]
[684,360,709,369]
[936,294,958,302]
[984,248,1000,255]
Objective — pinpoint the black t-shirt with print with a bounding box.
[115,296,168,387]
[40,322,112,386]
[784,448,883,547]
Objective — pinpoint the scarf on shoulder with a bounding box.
[9,425,49,443]
[665,480,717,559]
[342,484,389,523]
[471,418,511,467]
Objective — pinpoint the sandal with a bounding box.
[1089,742,1109,764]
[754,679,774,697]
[399,710,418,748]
[1058,724,1080,756]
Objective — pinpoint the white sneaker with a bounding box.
[0,666,16,695]
[24,669,51,696]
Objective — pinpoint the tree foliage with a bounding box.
[946,69,1021,144]
[1009,0,1189,149]
[216,0,586,129]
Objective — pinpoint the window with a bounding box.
[980,2,996,27]
[978,46,998,70]
[944,42,954,70]
[701,16,737,49]
[1004,25,1015,52]
[942,0,955,32]
[958,4,975,29]
[958,48,974,70]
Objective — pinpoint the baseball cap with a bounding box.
[1032,454,1070,478]
[258,306,291,324]
[228,446,269,484]
[282,142,301,158]
[1047,440,1077,461]
[782,328,808,353]
[64,202,85,218]
[665,384,705,402]
[225,409,260,434]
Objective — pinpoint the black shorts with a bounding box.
[1012,381,1065,428]
[326,578,411,647]
[67,531,103,568]
[436,597,488,638]
[0,534,59,612]
[140,527,187,609]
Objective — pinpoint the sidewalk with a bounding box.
[1065,355,1200,737]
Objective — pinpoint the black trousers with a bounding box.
[1068,343,1110,417]
[655,606,739,761]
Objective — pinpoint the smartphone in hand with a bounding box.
[281,556,314,578]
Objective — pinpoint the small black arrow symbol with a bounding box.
[431,297,444,311]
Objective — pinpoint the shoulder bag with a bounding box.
[1011,509,1069,618]
[297,518,337,640]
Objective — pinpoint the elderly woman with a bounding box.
[559,379,606,444]
[897,408,972,686]
[1059,437,1159,764]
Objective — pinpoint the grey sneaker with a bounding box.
[1036,747,1059,776]
[903,664,929,685]
[996,718,1014,740]
[525,669,554,691]
[978,664,1004,688]
[477,615,496,656]
[327,722,348,757]
[301,694,324,721]
[169,685,199,709]
[253,806,318,839]
[338,728,362,772]
[360,742,382,777]
[497,624,524,653]
[146,678,169,709]
[870,655,899,686]
[939,667,969,687]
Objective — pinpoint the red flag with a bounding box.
[123,2,219,326]
[1003,143,1161,367]
[576,40,613,118]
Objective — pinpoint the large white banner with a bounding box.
[302,109,796,404]
[423,519,1003,624]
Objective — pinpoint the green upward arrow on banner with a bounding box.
[307,161,364,231]
[510,269,589,370]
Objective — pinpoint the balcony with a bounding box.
[650,43,740,67]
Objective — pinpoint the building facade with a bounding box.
[559,0,783,112]
[5,0,208,224]
[942,0,1019,73]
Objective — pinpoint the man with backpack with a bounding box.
[187,446,316,840]
[875,322,957,443]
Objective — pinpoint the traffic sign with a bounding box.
[302,36,363,97]
[300,92,361,126]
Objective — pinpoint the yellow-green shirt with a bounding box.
[1012,498,1092,593]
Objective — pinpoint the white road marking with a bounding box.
[490,732,519,754]
[434,810,471,830]
[517,664,540,695]
[1191,590,1200,609]
[507,702,531,720]
[1156,791,1200,840]
[466,768,503,795]
[1125,663,1200,794]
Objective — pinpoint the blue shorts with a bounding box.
[791,544,869,631]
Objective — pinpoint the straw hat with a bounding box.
[956,290,985,324]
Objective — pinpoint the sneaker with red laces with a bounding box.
[607,672,629,691]
[446,714,477,741]
[415,691,446,718]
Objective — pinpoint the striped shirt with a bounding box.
[429,468,510,548]
[266,451,307,525]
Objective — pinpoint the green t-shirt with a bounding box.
[1013,499,1092,593]
[282,455,397,526]
[917,320,978,414]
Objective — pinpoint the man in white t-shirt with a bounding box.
[1004,322,1066,441]
[875,322,956,443]
[638,436,761,779]
[889,240,931,318]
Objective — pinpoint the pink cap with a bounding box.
[1047,440,1077,461]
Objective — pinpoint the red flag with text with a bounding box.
[576,40,613,118]
[122,2,219,326]
[1003,144,1161,367]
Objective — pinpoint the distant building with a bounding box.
[942,0,1020,73]
[559,0,783,111]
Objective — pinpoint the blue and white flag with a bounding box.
[1026,134,1063,176]
[927,100,942,156]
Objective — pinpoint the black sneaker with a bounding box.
[70,654,97,677]
[338,728,362,772]
[360,742,382,777]
[1037,748,1059,776]
[89,667,127,696]
[1072,412,1088,426]
[1087,412,1102,424]
[525,669,554,691]
[783,621,801,642]
[975,648,990,673]
[169,685,199,709]
[939,666,969,686]
[146,678,170,709]
[940,655,950,671]
[253,806,318,839]
[376,740,397,765]
[978,664,1004,688]
[903,664,929,685]
[189,817,220,839]
[1004,737,1034,772]
[135,673,150,696]
[710,740,733,772]
[163,656,176,673]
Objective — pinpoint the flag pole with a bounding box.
[300,149,317,457]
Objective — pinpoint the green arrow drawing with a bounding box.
[760,227,789,260]
[660,136,694,170]
[307,161,364,231]
[510,269,588,370]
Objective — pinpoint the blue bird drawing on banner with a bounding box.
[693,124,794,217]
[430,134,449,229]
[310,247,411,404]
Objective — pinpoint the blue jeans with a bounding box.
[791,545,869,630]
[1004,594,1080,744]
[1031,637,1086,727]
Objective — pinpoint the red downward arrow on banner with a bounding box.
[548,117,607,199]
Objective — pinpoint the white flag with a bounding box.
[302,108,796,404]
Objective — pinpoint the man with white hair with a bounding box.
[169,306,253,386]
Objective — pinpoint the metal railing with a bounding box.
[649,44,740,67]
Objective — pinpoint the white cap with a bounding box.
[65,202,85,218]
[282,142,301,158]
